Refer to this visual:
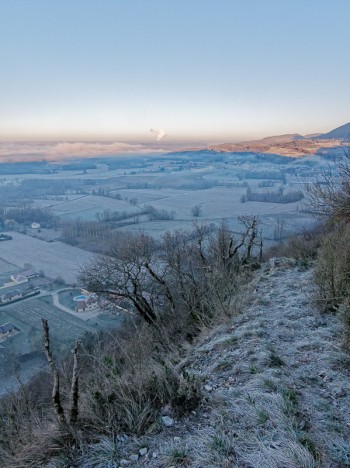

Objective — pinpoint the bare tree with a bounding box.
[41,319,66,425]
[80,233,164,324]
[306,148,350,222]
[274,217,286,243]
[191,205,202,217]
[41,319,81,426]
[80,218,261,327]
[69,341,80,425]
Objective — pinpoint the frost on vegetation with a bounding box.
[327,437,350,465]
[241,439,316,468]
[76,436,125,468]
[152,264,350,468]
[5,261,350,468]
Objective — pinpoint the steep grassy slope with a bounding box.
[78,260,350,467]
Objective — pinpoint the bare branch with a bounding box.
[41,319,66,425]
[69,341,80,425]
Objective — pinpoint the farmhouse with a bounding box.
[11,274,29,284]
[75,300,87,312]
[86,296,97,308]
[75,295,98,312]
[0,322,19,339]
[1,289,22,303]
[21,269,38,279]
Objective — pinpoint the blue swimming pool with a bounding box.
[73,295,89,301]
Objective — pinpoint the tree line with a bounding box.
[241,187,304,204]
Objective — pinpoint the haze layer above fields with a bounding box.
[0,121,349,162]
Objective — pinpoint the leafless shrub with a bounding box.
[264,225,324,267]
[313,223,350,312]
[191,204,202,217]
[305,148,350,223]
[0,385,42,462]
[339,297,350,350]
[81,217,260,328]
[305,148,350,347]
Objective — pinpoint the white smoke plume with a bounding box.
[150,128,166,141]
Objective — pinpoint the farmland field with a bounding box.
[0,258,18,275]
[115,184,312,241]
[35,194,141,220]
[131,186,302,219]
[1,152,323,247]
[117,211,315,242]
[0,293,124,392]
[0,232,94,283]
[0,297,95,355]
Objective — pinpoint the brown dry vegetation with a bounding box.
[209,136,345,157]
[306,151,350,349]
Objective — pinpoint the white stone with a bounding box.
[139,447,148,456]
[161,415,174,427]
[332,386,346,398]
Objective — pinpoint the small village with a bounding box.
[0,256,124,387]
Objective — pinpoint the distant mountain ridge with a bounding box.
[176,122,350,158]
[315,121,350,140]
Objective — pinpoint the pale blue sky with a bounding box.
[0,0,349,143]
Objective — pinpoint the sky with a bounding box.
[0,0,350,153]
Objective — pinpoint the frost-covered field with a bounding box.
[137,186,302,219]
[0,258,18,275]
[115,184,311,240]
[0,232,94,283]
[35,194,141,220]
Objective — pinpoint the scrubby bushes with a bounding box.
[308,150,350,347]
[0,219,260,466]
[306,150,350,222]
[80,323,200,435]
[313,223,350,313]
[245,186,304,204]
[313,223,350,350]
[81,217,261,327]
[265,226,323,267]
[145,204,175,220]
[0,318,201,467]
